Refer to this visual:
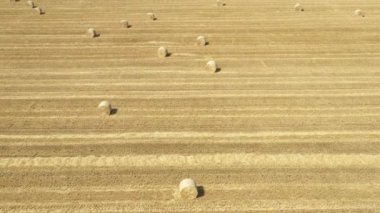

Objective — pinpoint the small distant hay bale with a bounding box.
[147,13,157,21]
[354,9,365,17]
[294,3,304,11]
[196,36,208,46]
[120,20,129,28]
[206,60,219,72]
[87,28,97,38]
[9,0,20,4]
[216,0,225,6]
[98,101,112,116]
[179,179,198,200]
[27,0,34,8]
[33,7,43,15]
[158,46,169,58]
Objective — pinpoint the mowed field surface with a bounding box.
[1,0,380,211]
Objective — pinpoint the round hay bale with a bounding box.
[33,7,43,15]
[294,3,304,11]
[147,13,156,21]
[217,0,226,6]
[196,36,208,46]
[120,20,129,28]
[206,60,219,72]
[27,0,34,8]
[158,46,168,58]
[87,28,97,38]
[354,9,365,17]
[179,179,198,200]
[98,101,112,116]
[9,0,20,4]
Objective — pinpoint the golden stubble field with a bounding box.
[1,0,380,211]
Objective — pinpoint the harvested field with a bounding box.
[1,0,380,211]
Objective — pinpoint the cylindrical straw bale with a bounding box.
[196,36,208,46]
[158,46,168,58]
[27,0,34,8]
[354,9,365,17]
[87,28,97,38]
[147,13,156,20]
[179,179,198,200]
[33,7,43,15]
[120,20,129,28]
[294,3,304,11]
[217,0,224,7]
[206,60,219,72]
[98,100,112,116]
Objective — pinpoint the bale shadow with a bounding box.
[110,108,118,115]
[197,186,205,198]
[215,68,221,73]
